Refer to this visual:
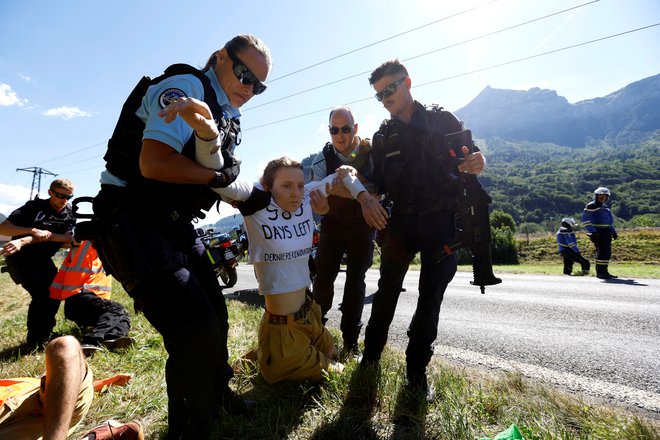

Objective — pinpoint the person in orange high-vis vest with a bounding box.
[50,241,133,355]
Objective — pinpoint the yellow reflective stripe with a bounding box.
[206,249,216,264]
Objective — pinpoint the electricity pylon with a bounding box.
[16,167,57,200]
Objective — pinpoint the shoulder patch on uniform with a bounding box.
[158,88,187,109]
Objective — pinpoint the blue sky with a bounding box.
[1,0,659,225]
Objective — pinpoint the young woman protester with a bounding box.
[159,98,387,384]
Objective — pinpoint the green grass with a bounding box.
[1,274,659,439]
[515,228,660,265]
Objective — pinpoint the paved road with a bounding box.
[225,265,660,415]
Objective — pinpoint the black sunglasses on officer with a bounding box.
[226,48,267,95]
[328,125,353,135]
[49,189,74,200]
[375,76,408,102]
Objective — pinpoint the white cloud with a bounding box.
[18,73,32,83]
[0,184,33,216]
[0,83,28,107]
[43,106,92,120]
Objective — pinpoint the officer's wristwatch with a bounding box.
[208,171,227,188]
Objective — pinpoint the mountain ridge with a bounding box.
[455,73,660,146]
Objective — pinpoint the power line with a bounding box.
[34,4,508,169]
[243,0,600,112]
[411,23,660,90]
[29,4,651,163]
[266,0,500,83]
[244,23,660,131]
[56,164,105,175]
[35,141,106,166]
[49,154,104,171]
[32,3,503,166]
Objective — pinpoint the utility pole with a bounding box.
[16,167,57,200]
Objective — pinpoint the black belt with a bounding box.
[267,295,312,325]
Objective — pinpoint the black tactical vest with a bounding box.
[319,142,372,224]
[373,103,464,214]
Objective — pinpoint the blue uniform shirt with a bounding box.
[101,68,239,186]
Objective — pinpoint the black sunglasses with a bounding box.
[375,76,407,102]
[50,189,74,200]
[226,49,267,95]
[329,125,353,135]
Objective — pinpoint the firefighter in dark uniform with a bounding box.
[360,59,485,401]
[581,186,618,279]
[89,35,271,439]
[310,106,376,357]
[0,178,76,349]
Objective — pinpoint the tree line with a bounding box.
[480,135,660,231]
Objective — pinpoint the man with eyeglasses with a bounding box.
[310,106,377,359]
[90,34,271,438]
[360,59,485,402]
[0,178,76,349]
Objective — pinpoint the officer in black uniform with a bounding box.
[360,59,485,401]
[310,106,376,357]
[89,35,271,439]
[0,178,76,349]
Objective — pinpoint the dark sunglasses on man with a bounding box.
[328,125,353,135]
[50,189,74,200]
[375,76,407,102]
[226,49,267,95]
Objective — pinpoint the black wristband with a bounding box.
[208,171,227,188]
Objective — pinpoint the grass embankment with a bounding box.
[510,227,660,278]
[395,228,660,278]
[1,273,658,439]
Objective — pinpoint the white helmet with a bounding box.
[594,187,610,196]
[561,217,576,228]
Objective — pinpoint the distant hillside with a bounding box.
[454,74,660,229]
[480,136,660,227]
[208,212,244,234]
[456,74,660,147]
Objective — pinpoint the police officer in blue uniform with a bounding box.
[556,217,590,275]
[582,186,618,279]
[310,106,376,358]
[359,59,485,402]
[90,35,271,439]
